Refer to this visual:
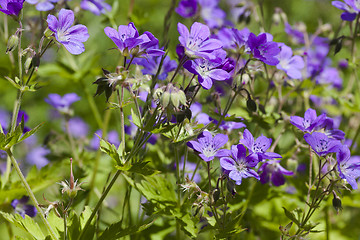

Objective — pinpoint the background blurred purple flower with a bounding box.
[276,44,304,79]
[304,132,341,157]
[177,22,222,60]
[176,0,197,18]
[198,0,228,29]
[90,130,120,150]
[332,0,359,21]
[26,147,50,169]
[220,144,259,185]
[133,55,177,80]
[290,108,326,132]
[80,0,111,15]
[0,0,24,16]
[66,117,89,138]
[259,160,293,186]
[240,129,282,162]
[25,0,58,11]
[336,145,360,189]
[187,131,228,162]
[247,32,280,66]
[45,93,80,114]
[11,196,37,218]
[47,9,89,55]
[315,67,342,89]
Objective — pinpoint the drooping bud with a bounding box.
[332,191,342,214]
[6,33,19,54]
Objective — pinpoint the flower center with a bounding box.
[202,142,217,157]
[315,139,328,153]
[253,142,266,153]
[57,29,69,42]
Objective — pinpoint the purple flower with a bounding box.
[315,117,345,140]
[47,9,89,55]
[90,129,120,150]
[0,109,10,130]
[177,22,223,60]
[198,0,228,29]
[0,0,24,16]
[25,0,58,11]
[246,32,280,66]
[11,196,37,218]
[66,117,89,138]
[80,0,111,15]
[26,147,50,169]
[104,22,151,56]
[259,160,293,186]
[187,130,228,162]
[136,32,165,57]
[290,108,326,132]
[304,132,342,157]
[240,129,282,162]
[189,102,212,125]
[315,67,342,89]
[45,93,80,114]
[184,49,231,89]
[332,0,360,21]
[284,23,305,45]
[176,0,198,18]
[232,27,250,51]
[133,55,177,80]
[276,44,304,79]
[336,145,360,189]
[220,144,259,185]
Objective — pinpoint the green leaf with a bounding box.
[115,161,159,176]
[99,137,122,165]
[0,211,47,239]
[131,108,142,128]
[19,122,44,142]
[282,207,300,227]
[98,215,157,240]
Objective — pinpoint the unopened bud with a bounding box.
[6,34,19,54]
[226,179,237,196]
[212,188,220,203]
[332,192,342,214]
[24,57,32,74]
[247,98,257,112]
[44,28,53,38]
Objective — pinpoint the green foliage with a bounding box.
[0,211,47,240]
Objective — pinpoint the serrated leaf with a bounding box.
[115,161,159,176]
[19,123,43,142]
[98,215,156,240]
[99,137,122,165]
[0,211,46,239]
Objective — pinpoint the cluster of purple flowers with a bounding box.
[291,108,360,189]
[187,129,292,186]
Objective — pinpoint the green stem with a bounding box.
[64,212,68,240]
[65,117,79,163]
[6,149,58,240]
[17,20,23,84]
[80,79,103,129]
[117,87,126,156]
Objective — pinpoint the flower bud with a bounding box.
[332,192,342,214]
[226,179,237,196]
[44,28,53,38]
[212,188,220,203]
[6,34,19,54]
[59,158,84,199]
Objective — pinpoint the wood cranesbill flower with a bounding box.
[259,160,293,186]
[11,196,37,218]
[336,145,360,189]
[177,22,223,60]
[25,0,58,11]
[246,32,280,66]
[45,93,80,114]
[80,0,111,16]
[184,49,231,89]
[290,108,326,132]
[304,132,342,157]
[187,131,228,162]
[240,129,282,162]
[175,0,198,18]
[46,9,89,55]
[104,22,154,57]
[0,0,24,16]
[332,0,360,21]
[276,44,305,79]
[220,144,259,185]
